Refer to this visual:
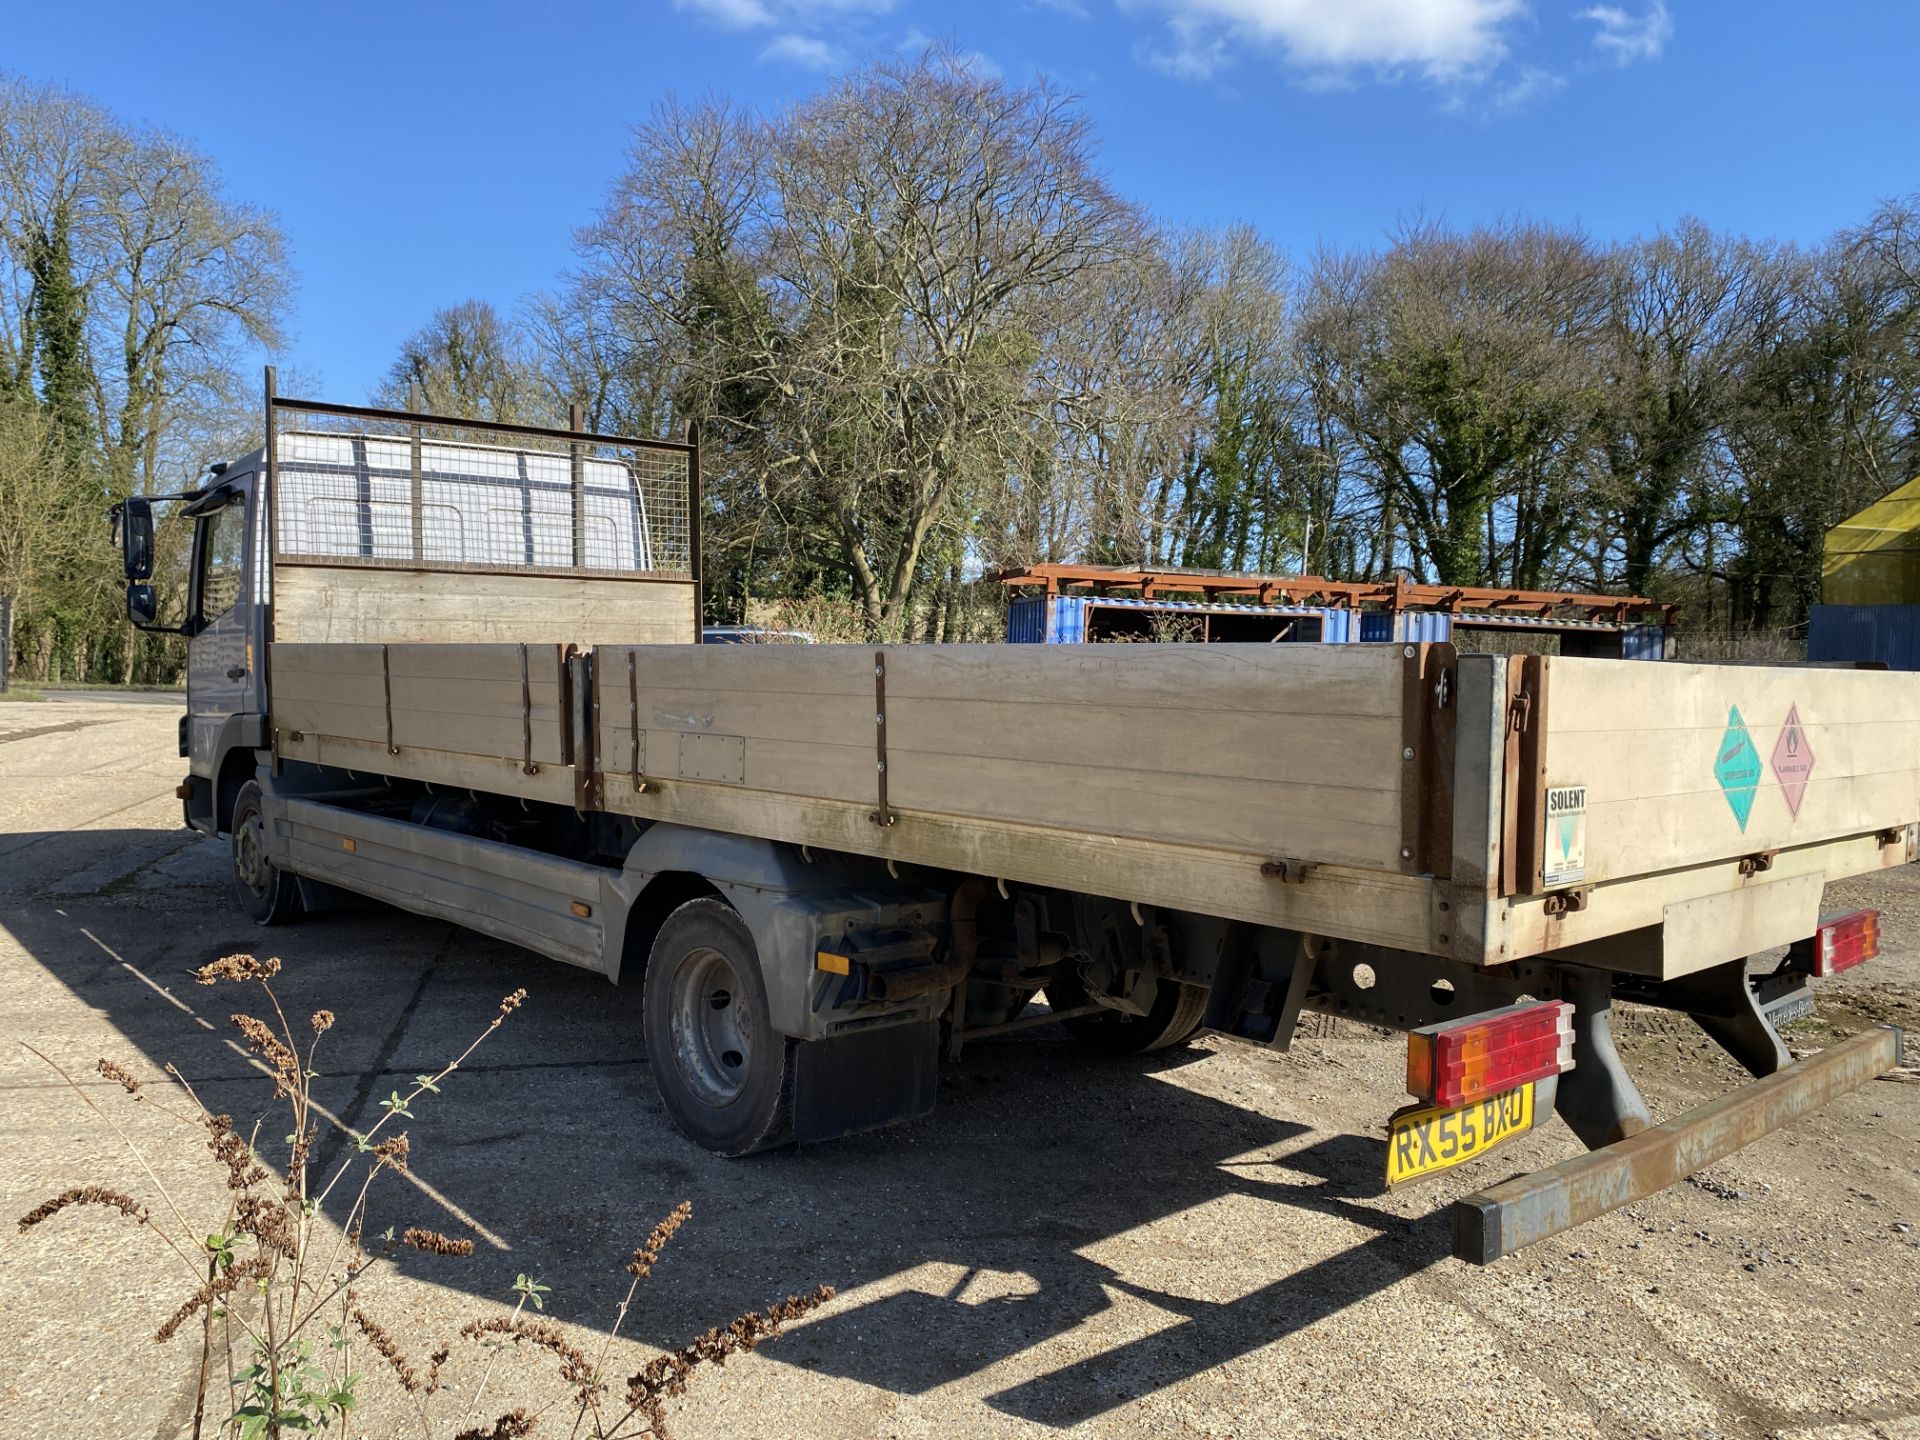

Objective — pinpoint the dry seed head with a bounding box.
[205,1113,268,1190]
[402,1226,475,1257]
[97,1058,143,1095]
[499,988,527,1016]
[285,1123,317,1199]
[627,1200,692,1277]
[194,953,282,986]
[352,1305,423,1392]
[373,1133,411,1172]
[229,1014,300,1098]
[235,1194,299,1258]
[625,1284,835,1409]
[311,1009,335,1035]
[156,1256,270,1342]
[17,1185,149,1233]
[452,1409,536,1440]
[460,1315,596,1388]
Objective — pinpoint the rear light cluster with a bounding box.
[1406,1000,1575,1110]
[1813,909,1879,978]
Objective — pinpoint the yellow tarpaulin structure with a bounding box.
[1823,476,1920,605]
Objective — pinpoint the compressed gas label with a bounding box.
[1543,783,1587,887]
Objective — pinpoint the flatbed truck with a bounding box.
[111,377,1911,1261]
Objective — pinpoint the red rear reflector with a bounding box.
[1406,1000,1574,1110]
[1813,909,1879,978]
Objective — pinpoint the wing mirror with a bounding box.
[126,582,159,628]
[116,497,155,580]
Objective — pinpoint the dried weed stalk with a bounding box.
[18,955,832,1439]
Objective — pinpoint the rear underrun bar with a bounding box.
[1452,1024,1905,1264]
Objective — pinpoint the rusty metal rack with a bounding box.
[994,564,1676,627]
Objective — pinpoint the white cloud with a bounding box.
[678,0,900,71]
[1130,0,1528,84]
[674,0,775,29]
[675,0,897,31]
[1489,63,1564,111]
[759,32,844,68]
[1578,0,1672,63]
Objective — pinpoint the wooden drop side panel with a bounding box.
[593,641,1424,873]
[1531,657,1920,887]
[273,565,694,648]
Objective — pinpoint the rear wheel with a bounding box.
[643,898,793,1155]
[1050,969,1208,1055]
[231,782,301,927]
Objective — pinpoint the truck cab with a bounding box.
[116,458,269,838]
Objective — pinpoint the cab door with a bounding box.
[184,483,256,790]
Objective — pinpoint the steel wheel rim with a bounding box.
[233,810,269,894]
[668,946,751,1108]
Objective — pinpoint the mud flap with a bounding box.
[792,1019,939,1144]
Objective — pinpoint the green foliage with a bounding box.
[27,204,92,460]
[232,1342,358,1437]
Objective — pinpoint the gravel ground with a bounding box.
[1,696,1916,1440]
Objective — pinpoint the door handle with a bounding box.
[226,666,247,680]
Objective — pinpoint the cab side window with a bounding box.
[199,499,247,623]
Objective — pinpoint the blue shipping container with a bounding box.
[1807,603,1920,670]
[1007,593,1352,644]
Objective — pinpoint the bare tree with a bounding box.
[1590,221,1785,594]
[373,299,546,423]
[1299,221,1605,586]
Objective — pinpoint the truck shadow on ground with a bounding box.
[2,834,1451,1431]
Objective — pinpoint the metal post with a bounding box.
[686,417,703,643]
[262,365,278,698]
[407,380,425,564]
[570,402,587,570]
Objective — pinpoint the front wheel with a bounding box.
[643,898,794,1156]
[230,781,301,927]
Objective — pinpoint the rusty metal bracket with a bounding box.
[518,644,539,776]
[570,650,602,812]
[626,650,651,794]
[1260,859,1315,884]
[1877,826,1906,848]
[1500,655,1551,896]
[870,651,895,827]
[1737,849,1778,878]
[1399,643,1458,877]
[380,645,398,756]
[1542,887,1590,916]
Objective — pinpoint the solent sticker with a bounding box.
[1543,783,1588,887]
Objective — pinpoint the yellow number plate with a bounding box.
[1385,1083,1535,1186]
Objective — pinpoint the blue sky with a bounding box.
[8,1,1916,400]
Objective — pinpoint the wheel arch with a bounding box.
[607,870,729,986]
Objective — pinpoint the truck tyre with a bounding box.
[643,898,794,1156]
[230,782,301,927]
[1051,971,1208,1056]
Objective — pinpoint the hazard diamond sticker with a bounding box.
[1771,702,1815,819]
[1715,706,1763,831]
